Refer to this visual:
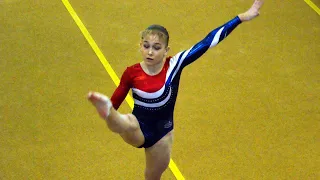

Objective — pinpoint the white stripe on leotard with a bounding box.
[210,27,224,48]
[133,87,172,108]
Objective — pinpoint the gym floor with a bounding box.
[1,0,319,179]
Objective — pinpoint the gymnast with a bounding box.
[88,1,264,179]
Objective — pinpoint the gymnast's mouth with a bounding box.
[146,58,153,60]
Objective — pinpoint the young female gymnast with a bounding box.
[88,0,264,179]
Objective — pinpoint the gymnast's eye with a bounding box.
[153,46,161,50]
[143,44,150,49]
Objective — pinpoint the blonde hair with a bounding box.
[140,24,169,47]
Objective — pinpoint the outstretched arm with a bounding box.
[171,0,263,68]
[181,16,242,67]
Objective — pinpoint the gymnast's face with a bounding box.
[140,33,169,66]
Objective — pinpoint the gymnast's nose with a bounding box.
[148,49,153,55]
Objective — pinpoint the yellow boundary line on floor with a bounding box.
[61,0,185,179]
[304,0,320,15]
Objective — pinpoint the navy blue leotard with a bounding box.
[111,16,242,148]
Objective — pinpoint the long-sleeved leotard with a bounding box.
[111,16,242,148]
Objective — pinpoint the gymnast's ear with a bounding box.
[165,46,170,55]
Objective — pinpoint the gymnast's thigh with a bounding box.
[144,130,174,170]
[119,114,145,147]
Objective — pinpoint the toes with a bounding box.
[87,92,111,106]
[87,92,100,104]
[87,91,94,99]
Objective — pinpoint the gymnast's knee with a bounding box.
[125,114,140,131]
[144,161,169,180]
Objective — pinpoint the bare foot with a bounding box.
[87,91,113,119]
[239,0,264,22]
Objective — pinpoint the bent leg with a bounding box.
[119,114,145,147]
[87,91,144,147]
[144,131,173,180]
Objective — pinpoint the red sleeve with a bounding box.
[110,67,132,110]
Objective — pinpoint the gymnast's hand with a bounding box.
[238,0,264,22]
